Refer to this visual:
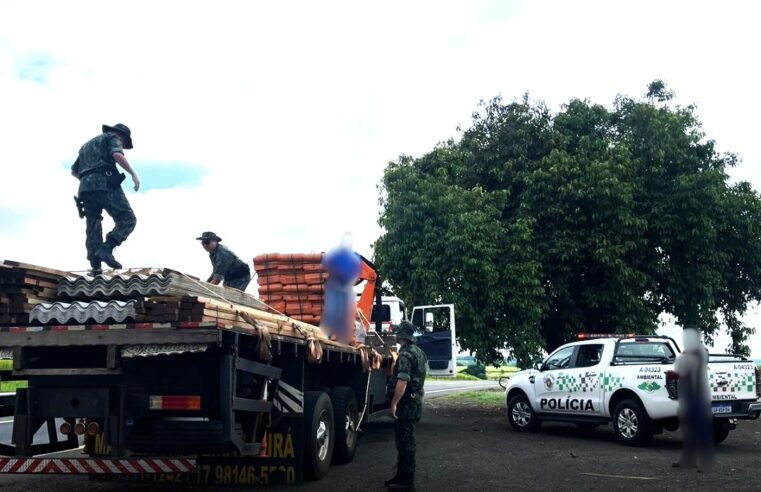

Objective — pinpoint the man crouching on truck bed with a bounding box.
[197,231,252,291]
[385,321,427,491]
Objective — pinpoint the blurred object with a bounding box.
[673,327,714,471]
[320,234,362,344]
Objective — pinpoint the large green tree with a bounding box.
[375,84,761,366]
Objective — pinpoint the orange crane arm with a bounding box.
[356,256,379,330]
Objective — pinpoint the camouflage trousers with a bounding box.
[394,418,417,478]
[225,274,252,291]
[81,189,136,264]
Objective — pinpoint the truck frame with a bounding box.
[0,309,396,485]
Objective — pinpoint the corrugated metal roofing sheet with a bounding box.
[30,300,137,324]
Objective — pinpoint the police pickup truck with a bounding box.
[504,335,761,445]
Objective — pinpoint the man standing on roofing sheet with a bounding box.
[196,232,252,291]
[71,123,139,273]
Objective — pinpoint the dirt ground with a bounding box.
[0,391,759,491]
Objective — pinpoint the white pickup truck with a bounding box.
[504,335,761,445]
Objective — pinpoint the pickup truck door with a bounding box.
[534,344,604,416]
[533,345,575,412]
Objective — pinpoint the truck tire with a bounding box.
[613,399,652,446]
[713,419,732,444]
[304,391,335,481]
[330,387,359,464]
[507,393,541,432]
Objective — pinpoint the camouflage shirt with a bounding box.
[210,244,250,282]
[72,133,123,192]
[393,342,428,420]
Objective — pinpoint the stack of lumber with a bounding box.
[0,261,66,325]
[254,253,327,325]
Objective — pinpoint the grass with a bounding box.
[428,373,481,381]
[0,381,26,393]
[439,389,505,406]
[0,359,25,392]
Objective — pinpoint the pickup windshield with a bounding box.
[613,341,676,364]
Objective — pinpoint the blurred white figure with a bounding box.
[673,328,713,471]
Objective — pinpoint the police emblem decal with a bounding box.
[544,375,554,390]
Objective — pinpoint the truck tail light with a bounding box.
[665,370,679,400]
[86,421,101,435]
[59,422,72,435]
[149,395,201,411]
[74,421,86,435]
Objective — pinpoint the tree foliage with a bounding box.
[375,84,761,366]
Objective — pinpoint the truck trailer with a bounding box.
[0,261,399,486]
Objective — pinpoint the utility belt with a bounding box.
[402,385,423,403]
[80,166,125,189]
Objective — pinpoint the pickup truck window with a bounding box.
[545,346,575,370]
[614,342,675,363]
[575,344,603,368]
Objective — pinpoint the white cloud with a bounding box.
[0,0,759,356]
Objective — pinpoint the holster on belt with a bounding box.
[73,195,85,219]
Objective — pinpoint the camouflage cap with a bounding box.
[394,321,416,341]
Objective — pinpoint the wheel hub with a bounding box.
[618,408,639,438]
[512,401,532,427]
[316,410,330,461]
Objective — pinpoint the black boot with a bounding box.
[96,244,122,269]
[384,474,401,487]
[387,474,414,491]
[89,259,103,276]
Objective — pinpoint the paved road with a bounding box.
[2,392,759,491]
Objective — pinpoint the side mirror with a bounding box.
[533,361,543,371]
[424,313,434,333]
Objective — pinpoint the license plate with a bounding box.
[712,404,732,415]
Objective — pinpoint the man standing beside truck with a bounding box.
[197,232,251,291]
[386,321,427,490]
[71,123,139,273]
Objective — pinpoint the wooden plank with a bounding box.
[0,329,218,347]
[2,260,70,278]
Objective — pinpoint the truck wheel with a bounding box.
[304,391,335,480]
[330,387,359,464]
[613,399,652,446]
[507,393,541,432]
[713,419,732,444]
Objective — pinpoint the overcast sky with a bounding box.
[1,0,759,356]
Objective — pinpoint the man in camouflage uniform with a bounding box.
[71,123,139,272]
[196,232,252,291]
[385,321,427,490]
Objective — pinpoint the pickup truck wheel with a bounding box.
[304,391,335,481]
[713,419,732,444]
[330,387,359,464]
[613,399,652,446]
[508,394,541,432]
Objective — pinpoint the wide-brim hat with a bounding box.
[196,231,222,242]
[394,321,417,341]
[102,123,133,149]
